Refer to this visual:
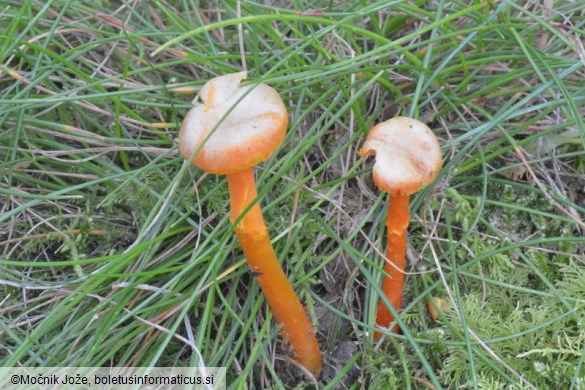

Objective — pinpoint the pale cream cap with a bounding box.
[179,72,288,174]
[358,117,442,196]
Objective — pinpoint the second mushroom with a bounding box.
[359,116,442,336]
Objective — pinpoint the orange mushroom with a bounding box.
[428,297,446,321]
[358,116,442,337]
[179,72,322,375]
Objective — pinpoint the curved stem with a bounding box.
[226,168,322,376]
[375,194,410,337]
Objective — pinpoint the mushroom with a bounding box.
[358,116,442,336]
[179,72,322,375]
[428,297,446,321]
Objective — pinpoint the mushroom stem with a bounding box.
[226,168,322,376]
[375,194,411,337]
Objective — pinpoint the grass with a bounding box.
[1,0,584,388]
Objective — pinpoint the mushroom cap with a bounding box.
[358,117,442,196]
[179,71,288,174]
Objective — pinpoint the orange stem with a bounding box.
[375,194,410,337]
[226,168,322,376]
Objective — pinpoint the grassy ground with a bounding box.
[1,0,584,388]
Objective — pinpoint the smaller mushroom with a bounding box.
[358,116,442,337]
[179,72,322,375]
[428,297,446,321]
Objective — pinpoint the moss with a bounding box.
[414,185,585,388]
